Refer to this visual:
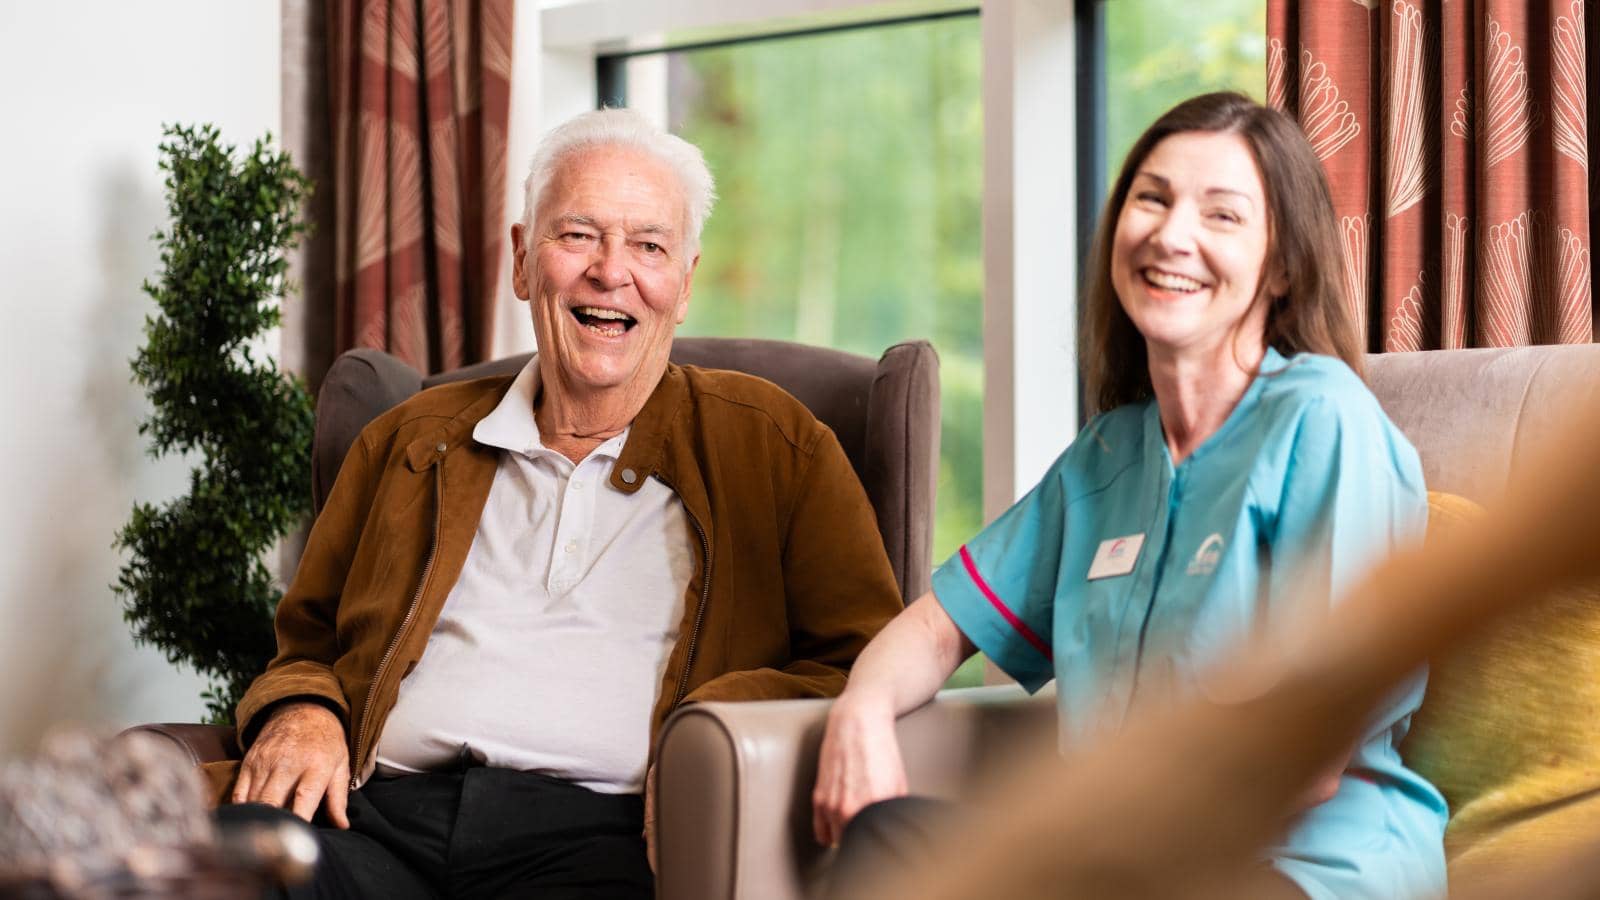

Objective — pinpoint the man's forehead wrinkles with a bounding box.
[551,214,600,229]
[548,212,678,238]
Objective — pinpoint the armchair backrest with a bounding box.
[1366,344,1600,503]
[312,337,941,603]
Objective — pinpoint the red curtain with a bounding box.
[1268,0,1595,350]
[327,0,513,373]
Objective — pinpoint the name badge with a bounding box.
[1087,534,1145,580]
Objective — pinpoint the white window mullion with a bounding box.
[980,0,1077,521]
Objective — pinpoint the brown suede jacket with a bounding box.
[217,362,902,796]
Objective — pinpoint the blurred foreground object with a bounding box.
[853,393,1600,899]
[0,730,315,898]
[1404,492,1600,883]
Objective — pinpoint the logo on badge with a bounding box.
[1187,533,1224,575]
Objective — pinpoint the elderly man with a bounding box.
[221,109,903,898]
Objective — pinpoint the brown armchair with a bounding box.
[124,336,942,801]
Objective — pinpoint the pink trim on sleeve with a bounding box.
[958,545,1053,662]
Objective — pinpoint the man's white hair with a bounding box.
[519,107,716,252]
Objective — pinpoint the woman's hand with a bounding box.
[811,695,909,847]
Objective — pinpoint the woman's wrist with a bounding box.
[828,687,896,725]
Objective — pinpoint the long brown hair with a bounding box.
[1079,91,1362,416]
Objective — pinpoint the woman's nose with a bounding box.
[1149,205,1197,254]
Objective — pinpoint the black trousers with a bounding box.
[221,768,652,900]
[821,796,958,899]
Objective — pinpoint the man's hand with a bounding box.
[811,696,908,847]
[231,701,351,829]
[644,764,658,872]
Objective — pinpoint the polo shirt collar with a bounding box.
[472,355,628,460]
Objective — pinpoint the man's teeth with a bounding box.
[575,306,630,321]
[1143,270,1204,292]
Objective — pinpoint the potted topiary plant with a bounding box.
[114,124,315,725]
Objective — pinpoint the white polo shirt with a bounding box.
[374,358,694,793]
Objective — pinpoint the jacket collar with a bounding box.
[403,375,517,472]
[399,361,691,485]
[610,363,690,495]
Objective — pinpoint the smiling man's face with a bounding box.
[511,144,698,404]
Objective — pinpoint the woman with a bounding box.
[813,92,1447,899]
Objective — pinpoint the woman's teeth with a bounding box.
[1142,269,1204,292]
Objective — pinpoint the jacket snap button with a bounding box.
[621,468,637,484]
[435,442,447,453]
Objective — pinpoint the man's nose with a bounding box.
[585,236,632,290]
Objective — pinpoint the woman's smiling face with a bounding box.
[1110,130,1279,361]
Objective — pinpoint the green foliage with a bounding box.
[1105,0,1267,177]
[665,17,986,562]
[114,124,314,724]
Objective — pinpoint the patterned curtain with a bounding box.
[327,0,514,373]
[1267,1,1596,350]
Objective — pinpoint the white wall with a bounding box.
[491,4,548,358]
[0,3,281,755]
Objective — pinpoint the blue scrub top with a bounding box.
[931,348,1448,900]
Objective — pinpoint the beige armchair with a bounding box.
[651,343,1600,900]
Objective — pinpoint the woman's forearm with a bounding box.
[837,591,977,717]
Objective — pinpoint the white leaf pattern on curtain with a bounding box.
[1483,19,1541,170]
[1482,211,1540,346]
[1442,213,1469,349]
[1385,0,1432,217]
[1551,1,1588,170]
[1449,85,1470,140]
[1555,227,1592,344]
[1299,48,1361,161]
[1340,215,1370,336]
[1267,38,1289,111]
[1387,276,1426,352]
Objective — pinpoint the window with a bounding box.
[1103,0,1266,187]
[606,13,984,570]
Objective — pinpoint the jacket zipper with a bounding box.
[659,475,712,707]
[349,462,442,789]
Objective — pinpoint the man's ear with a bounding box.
[675,253,700,325]
[510,223,530,301]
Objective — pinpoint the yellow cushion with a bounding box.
[1403,491,1600,878]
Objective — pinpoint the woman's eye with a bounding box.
[1134,191,1167,206]
[1209,210,1243,224]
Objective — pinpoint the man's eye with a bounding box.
[561,231,594,242]
[640,242,663,254]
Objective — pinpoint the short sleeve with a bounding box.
[1270,392,1428,616]
[930,459,1068,693]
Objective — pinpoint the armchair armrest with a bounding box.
[654,685,1053,900]
[120,723,241,767]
